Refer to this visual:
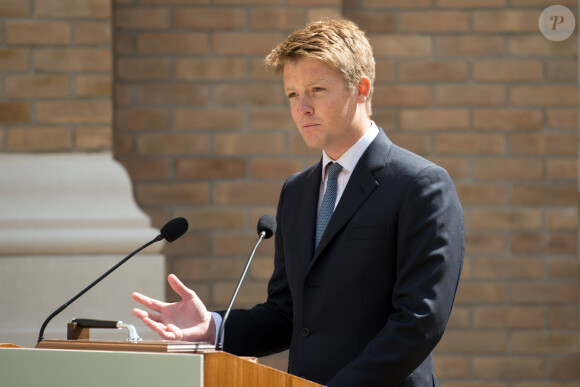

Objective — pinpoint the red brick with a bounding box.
[5,75,69,98]
[249,108,294,131]
[546,60,577,81]
[114,33,135,55]
[289,133,321,156]
[512,284,580,305]
[549,258,580,280]
[162,232,209,257]
[511,85,578,107]
[0,49,29,71]
[212,33,285,55]
[75,126,112,150]
[474,307,544,329]
[115,8,170,29]
[115,85,132,107]
[135,84,209,106]
[175,58,247,81]
[118,158,171,180]
[137,33,209,55]
[466,233,507,255]
[401,109,469,130]
[473,10,540,32]
[35,0,110,18]
[116,109,170,131]
[75,22,111,44]
[509,184,577,205]
[474,109,543,130]
[472,258,543,280]
[512,332,580,354]
[370,35,431,57]
[363,0,431,8]
[36,48,111,72]
[437,85,506,106]
[175,257,245,281]
[546,208,578,230]
[510,35,577,57]
[473,158,543,180]
[436,0,505,6]
[213,282,266,308]
[137,183,210,206]
[140,0,209,4]
[0,0,30,17]
[0,103,30,123]
[375,59,395,81]
[136,133,209,155]
[436,36,505,56]
[455,283,508,305]
[179,208,245,231]
[472,357,545,379]
[400,11,470,33]
[548,357,580,379]
[398,60,468,81]
[547,109,578,130]
[446,306,470,328]
[509,134,577,156]
[433,356,470,378]
[546,159,577,180]
[511,233,577,256]
[174,108,245,131]
[435,134,505,155]
[176,159,246,179]
[342,10,395,33]
[250,158,303,179]
[213,183,281,205]
[214,133,285,155]
[548,307,579,329]
[511,0,576,5]
[213,233,275,257]
[456,183,505,205]
[213,83,284,106]
[7,127,72,151]
[473,60,543,82]
[117,58,171,81]
[471,209,542,230]
[6,21,70,45]
[388,133,431,156]
[250,8,304,31]
[175,7,245,30]
[436,331,507,353]
[36,101,111,124]
[251,58,279,81]
[373,85,431,107]
[114,135,133,155]
[76,75,111,97]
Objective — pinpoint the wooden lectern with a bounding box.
[0,339,321,386]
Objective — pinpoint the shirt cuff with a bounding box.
[211,311,223,347]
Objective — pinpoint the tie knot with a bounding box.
[327,162,342,181]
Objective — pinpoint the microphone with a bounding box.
[36,217,189,343]
[215,214,276,351]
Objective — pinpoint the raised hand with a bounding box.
[132,274,216,343]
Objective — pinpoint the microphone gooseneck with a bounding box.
[37,217,189,344]
[216,214,276,351]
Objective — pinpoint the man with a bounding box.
[132,18,464,386]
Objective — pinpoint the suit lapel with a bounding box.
[309,129,391,269]
[299,160,323,272]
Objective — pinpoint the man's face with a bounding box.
[283,58,364,160]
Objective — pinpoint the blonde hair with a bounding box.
[265,18,375,116]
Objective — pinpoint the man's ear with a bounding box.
[356,76,371,103]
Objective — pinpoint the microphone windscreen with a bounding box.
[160,217,189,242]
[257,214,276,239]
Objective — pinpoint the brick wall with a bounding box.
[0,0,113,152]
[2,0,577,384]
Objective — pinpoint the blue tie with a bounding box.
[315,162,343,249]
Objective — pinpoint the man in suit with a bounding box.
[132,18,464,386]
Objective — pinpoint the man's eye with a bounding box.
[313,87,324,92]
[287,92,297,98]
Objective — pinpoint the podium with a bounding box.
[1,341,322,387]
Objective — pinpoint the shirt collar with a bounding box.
[321,121,379,177]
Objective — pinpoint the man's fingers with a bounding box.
[167,274,196,300]
[132,291,166,313]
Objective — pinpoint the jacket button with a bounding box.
[301,328,310,337]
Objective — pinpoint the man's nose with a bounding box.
[297,96,313,115]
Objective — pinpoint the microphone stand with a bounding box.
[37,236,161,344]
[215,231,266,351]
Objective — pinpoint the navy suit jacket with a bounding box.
[223,129,464,386]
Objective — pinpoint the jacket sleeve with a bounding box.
[327,165,465,387]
